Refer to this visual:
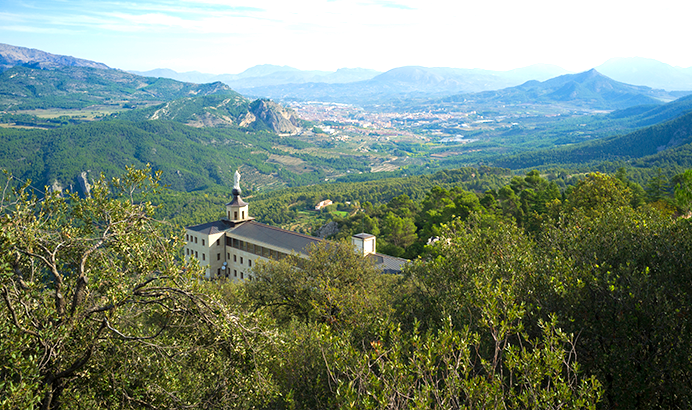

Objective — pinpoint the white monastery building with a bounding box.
[184,171,407,280]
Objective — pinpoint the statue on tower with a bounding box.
[233,170,241,194]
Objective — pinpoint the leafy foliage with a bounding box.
[0,167,279,409]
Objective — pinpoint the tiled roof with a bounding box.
[186,220,233,235]
[226,194,248,207]
[353,232,375,239]
[227,221,322,255]
[369,253,409,274]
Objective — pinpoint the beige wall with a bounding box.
[184,230,226,279]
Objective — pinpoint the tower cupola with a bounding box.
[226,170,250,223]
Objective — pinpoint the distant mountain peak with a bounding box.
[0,43,110,71]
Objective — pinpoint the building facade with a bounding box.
[184,172,406,280]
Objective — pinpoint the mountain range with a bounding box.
[4,42,692,106]
[438,69,685,111]
[130,59,692,105]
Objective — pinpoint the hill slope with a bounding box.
[0,65,232,110]
[110,95,306,134]
[492,108,692,169]
[0,43,109,71]
[0,120,370,194]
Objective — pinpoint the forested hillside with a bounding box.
[493,109,692,172]
[0,120,370,193]
[0,65,233,110]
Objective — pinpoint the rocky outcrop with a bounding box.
[77,172,91,197]
[314,221,340,239]
[49,179,64,194]
[247,99,303,134]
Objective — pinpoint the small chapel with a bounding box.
[184,171,407,280]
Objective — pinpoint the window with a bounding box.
[217,253,220,261]
[186,248,189,255]
[234,255,237,262]
[217,268,220,276]
[227,252,230,259]
[202,239,205,246]
[240,257,243,264]
[249,259,252,267]
[234,211,238,220]
[242,211,245,219]
[240,272,244,279]
[234,270,237,277]
[195,251,198,258]
[202,253,205,261]
[186,234,189,241]
[195,237,198,244]
[216,239,220,246]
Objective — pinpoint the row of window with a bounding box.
[217,268,252,281]
[184,248,255,269]
[231,254,252,267]
[227,237,288,260]
[185,234,223,247]
[185,248,204,260]
[186,234,200,245]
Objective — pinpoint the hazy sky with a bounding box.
[1,0,690,74]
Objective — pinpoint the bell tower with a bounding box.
[226,170,250,223]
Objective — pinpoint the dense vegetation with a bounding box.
[0,119,373,193]
[3,166,692,409]
[493,110,692,172]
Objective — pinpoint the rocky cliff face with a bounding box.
[77,172,91,197]
[247,99,303,134]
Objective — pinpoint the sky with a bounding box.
[1,0,691,75]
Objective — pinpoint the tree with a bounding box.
[244,240,395,410]
[0,167,277,409]
[382,212,417,249]
[539,199,692,408]
[567,172,632,213]
[326,215,602,409]
[645,167,669,203]
[245,240,388,328]
[674,169,692,212]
